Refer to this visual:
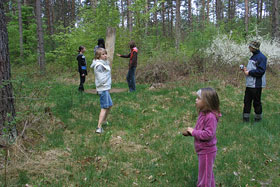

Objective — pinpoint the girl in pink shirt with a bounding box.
[184,87,221,187]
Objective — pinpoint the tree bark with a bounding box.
[245,0,249,34]
[35,0,46,74]
[259,0,263,21]
[170,0,173,36]
[206,0,210,22]
[188,0,192,27]
[127,0,133,33]
[105,27,116,68]
[161,1,166,36]
[0,1,16,141]
[201,0,205,22]
[272,0,279,38]
[18,0,23,59]
[175,0,180,50]
[121,0,125,28]
[71,0,75,22]
[216,0,223,23]
[145,0,149,35]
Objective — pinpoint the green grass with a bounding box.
[0,66,279,186]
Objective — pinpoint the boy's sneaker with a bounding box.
[96,128,104,134]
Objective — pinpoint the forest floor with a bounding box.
[0,64,280,186]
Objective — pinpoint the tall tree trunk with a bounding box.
[71,0,75,22]
[35,0,46,74]
[245,0,249,34]
[0,1,16,142]
[272,0,279,38]
[188,0,192,28]
[153,0,158,36]
[228,0,236,21]
[121,0,125,28]
[175,0,180,50]
[201,0,205,22]
[161,1,165,36]
[170,0,173,36]
[145,0,149,35]
[45,0,51,34]
[127,0,132,34]
[18,0,23,59]
[259,0,263,21]
[216,0,223,23]
[105,27,116,68]
[206,0,210,22]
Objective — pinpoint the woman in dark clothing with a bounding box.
[117,41,138,92]
[77,46,87,91]
[94,38,106,55]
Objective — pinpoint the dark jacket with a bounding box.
[77,54,87,75]
[246,50,267,88]
[120,47,138,69]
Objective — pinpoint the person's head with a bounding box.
[248,41,260,52]
[95,48,107,60]
[129,41,136,49]
[195,88,220,114]
[97,38,105,49]
[78,46,86,53]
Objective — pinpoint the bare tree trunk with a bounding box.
[259,0,263,21]
[272,0,279,38]
[188,0,192,27]
[0,1,16,141]
[105,27,116,68]
[45,0,51,34]
[245,0,249,34]
[35,0,46,74]
[216,0,223,23]
[201,0,205,22]
[161,1,165,36]
[206,0,210,22]
[71,0,75,22]
[145,0,149,35]
[175,0,180,50]
[153,0,158,36]
[170,0,173,36]
[18,0,23,59]
[127,0,132,34]
[121,0,125,28]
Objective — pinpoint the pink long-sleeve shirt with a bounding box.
[192,112,221,155]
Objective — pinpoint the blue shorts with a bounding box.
[99,90,113,109]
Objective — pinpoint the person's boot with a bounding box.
[243,113,250,122]
[254,114,262,123]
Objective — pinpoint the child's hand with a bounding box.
[187,127,194,135]
[117,54,121,57]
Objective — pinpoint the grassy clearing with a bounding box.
[0,64,280,186]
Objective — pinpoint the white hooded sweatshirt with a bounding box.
[90,59,111,92]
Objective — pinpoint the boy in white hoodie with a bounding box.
[90,48,112,134]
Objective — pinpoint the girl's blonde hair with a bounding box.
[197,87,220,115]
[95,48,107,60]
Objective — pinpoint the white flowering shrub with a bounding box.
[205,33,280,66]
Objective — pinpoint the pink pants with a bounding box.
[197,152,216,187]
